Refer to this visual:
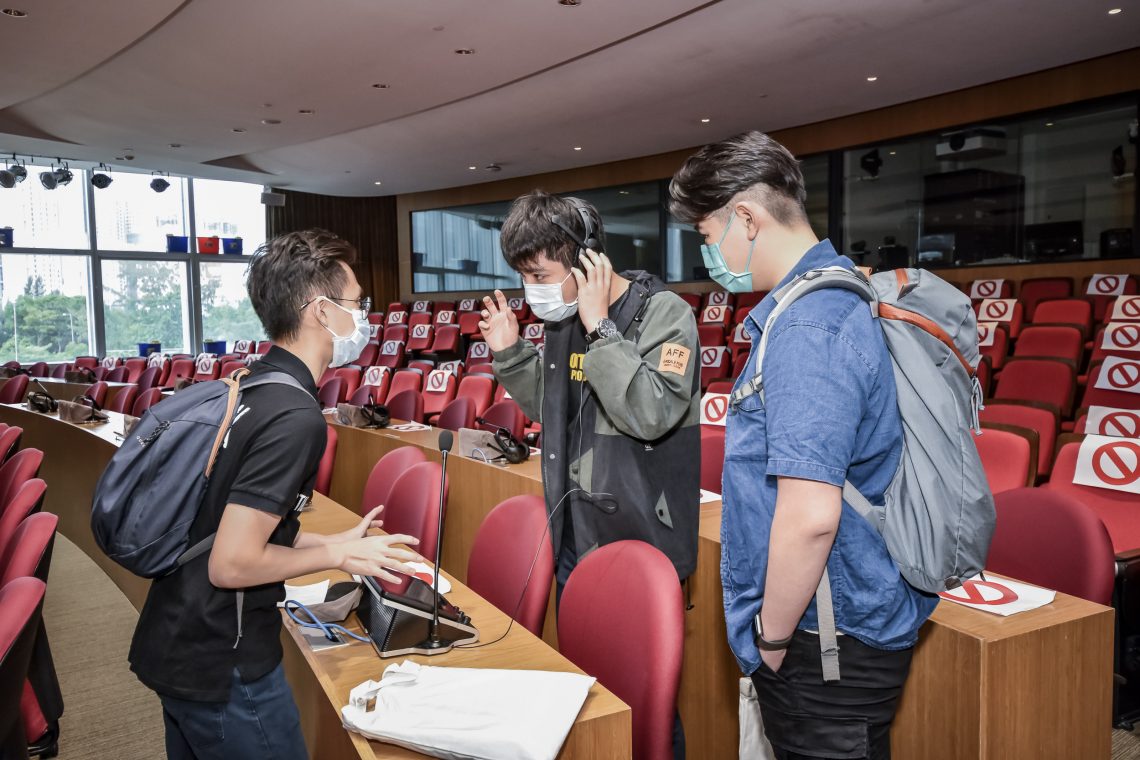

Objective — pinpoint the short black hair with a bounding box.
[498,190,605,272]
[668,130,808,227]
[247,228,359,342]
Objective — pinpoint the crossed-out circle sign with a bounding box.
[709,292,728,305]
[459,299,475,311]
[701,347,721,367]
[1119,297,1140,320]
[427,371,448,392]
[412,324,429,339]
[1091,439,1140,487]
[1096,275,1121,295]
[388,312,406,325]
[983,300,1011,320]
[470,342,489,358]
[368,325,381,339]
[234,340,250,352]
[702,394,729,425]
[1110,324,1140,350]
[196,357,214,373]
[413,301,430,313]
[508,298,524,310]
[1100,411,1140,438]
[941,580,1019,606]
[734,324,752,344]
[381,340,400,355]
[525,324,544,339]
[703,306,724,323]
[439,361,460,375]
[977,324,992,345]
[975,280,998,297]
[437,311,455,324]
[1107,360,1140,390]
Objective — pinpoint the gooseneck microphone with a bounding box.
[420,429,453,651]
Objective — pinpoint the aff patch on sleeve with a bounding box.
[658,343,692,375]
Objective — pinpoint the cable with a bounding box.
[285,599,372,644]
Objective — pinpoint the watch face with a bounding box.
[598,319,618,338]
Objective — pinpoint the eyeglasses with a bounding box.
[301,295,372,313]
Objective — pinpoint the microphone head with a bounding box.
[438,430,454,453]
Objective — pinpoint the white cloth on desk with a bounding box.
[341,661,595,760]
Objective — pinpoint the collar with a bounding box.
[254,346,319,400]
[746,239,852,334]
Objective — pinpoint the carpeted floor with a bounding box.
[39,532,1140,759]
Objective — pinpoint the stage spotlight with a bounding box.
[91,163,113,189]
[39,169,57,190]
[150,172,170,193]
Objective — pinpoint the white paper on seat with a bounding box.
[342,661,595,760]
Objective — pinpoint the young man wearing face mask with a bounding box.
[129,229,421,760]
[669,133,935,760]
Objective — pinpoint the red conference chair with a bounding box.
[355,342,379,368]
[0,480,46,564]
[706,380,735,396]
[700,426,726,494]
[164,359,195,389]
[48,365,67,381]
[122,358,147,383]
[255,340,273,354]
[976,299,1024,340]
[1019,278,1073,321]
[72,356,98,369]
[436,397,476,432]
[332,368,361,401]
[701,291,735,311]
[1080,362,1140,412]
[383,324,409,344]
[433,309,457,328]
[315,426,337,497]
[456,375,495,418]
[700,346,731,390]
[0,376,29,405]
[479,400,526,441]
[967,279,1014,300]
[978,326,1010,372]
[1011,326,1083,366]
[105,387,135,417]
[407,360,435,376]
[367,313,386,326]
[375,340,407,370]
[992,359,1075,418]
[456,298,479,314]
[697,324,726,348]
[426,326,462,361]
[731,353,749,380]
[1083,275,1138,323]
[458,312,483,338]
[1045,441,1140,555]
[988,488,1114,606]
[387,369,423,399]
[406,325,435,355]
[131,388,165,416]
[0,577,47,760]
[383,462,449,561]
[0,427,21,465]
[317,378,344,409]
[978,402,1057,478]
[973,424,1037,494]
[360,447,429,517]
[466,341,493,366]
[698,304,733,331]
[103,366,129,383]
[677,293,701,312]
[422,371,458,424]
[82,381,109,409]
[27,363,48,379]
[467,495,554,637]
[408,312,432,331]
[136,364,164,392]
[218,360,245,378]
[1032,299,1094,339]
[559,541,684,760]
[0,451,44,518]
[386,389,424,424]
[975,359,992,398]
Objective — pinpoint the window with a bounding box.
[101,259,190,357]
[200,260,265,347]
[193,179,267,254]
[0,163,90,249]
[0,253,91,361]
[411,200,517,293]
[94,172,188,252]
[801,154,830,241]
[572,183,661,276]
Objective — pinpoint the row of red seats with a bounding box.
[963,273,1137,322]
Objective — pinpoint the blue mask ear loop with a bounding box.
[720,212,756,276]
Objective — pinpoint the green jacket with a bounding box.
[491,271,701,579]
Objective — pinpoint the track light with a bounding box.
[150,171,170,193]
[90,163,113,189]
[39,161,71,190]
[0,155,26,188]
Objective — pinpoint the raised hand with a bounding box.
[478,289,520,352]
[571,249,613,333]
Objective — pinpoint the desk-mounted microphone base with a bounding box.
[358,575,478,658]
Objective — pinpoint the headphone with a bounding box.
[549,198,604,255]
[475,417,530,464]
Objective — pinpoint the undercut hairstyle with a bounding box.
[498,190,605,272]
[668,130,808,227]
[247,228,359,342]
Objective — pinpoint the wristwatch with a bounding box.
[584,318,618,345]
[753,613,794,651]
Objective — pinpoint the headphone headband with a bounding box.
[549,198,602,255]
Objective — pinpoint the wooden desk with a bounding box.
[0,375,134,406]
[285,494,630,760]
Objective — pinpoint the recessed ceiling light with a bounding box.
[1108,7,1122,14]
[700,118,711,123]
[889,150,896,155]
[372,83,391,89]
[573,146,582,151]
[374,181,382,185]
[618,190,630,195]
[559,0,582,5]
[261,118,281,125]
[454,48,475,55]
[231,127,246,133]
[1,8,28,18]
[1046,121,1054,127]
[468,166,477,170]
[298,109,315,115]
[866,76,878,82]
[168,143,182,148]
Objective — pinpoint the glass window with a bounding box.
[411,200,518,293]
[572,182,661,276]
[0,162,90,249]
[193,179,267,254]
[93,171,188,252]
[101,259,190,357]
[802,154,830,240]
[200,260,265,347]
[0,253,91,361]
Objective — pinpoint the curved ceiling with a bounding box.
[0,0,1136,196]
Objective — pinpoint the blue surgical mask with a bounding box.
[700,214,756,293]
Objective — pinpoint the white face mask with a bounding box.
[318,297,370,367]
[524,272,578,322]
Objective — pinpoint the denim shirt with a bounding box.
[720,240,938,675]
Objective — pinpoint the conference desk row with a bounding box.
[0,402,1114,759]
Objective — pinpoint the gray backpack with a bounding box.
[731,266,995,681]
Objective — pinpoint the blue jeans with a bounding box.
[160,663,308,760]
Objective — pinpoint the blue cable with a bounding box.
[284,599,372,644]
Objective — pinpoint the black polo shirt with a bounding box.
[129,347,328,702]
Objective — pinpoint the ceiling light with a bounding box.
[372,83,391,89]
[700,118,710,123]
[261,118,281,125]
[468,166,477,170]
[1108,7,1122,14]
[0,156,25,188]
[866,76,878,82]
[573,146,582,151]
[298,109,315,115]
[232,127,246,133]
[889,150,897,155]
[374,181,383,185]
[39,162,70,190]
[454,48,475,55]
[150,172,170,193]
[1,8,27,18]
[90,163,113,189]
[168,143,182,148]
[559,0,582,5]
[1046,122,1054,127]
[485,163,502,172]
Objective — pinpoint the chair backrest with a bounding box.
[355,342,379,368]
[333,367,362,400]
[1084,275,1138,322]
[315,426,337,497]
[558,541,684,760]
[429,325,462,355]
[422,370,458,419]
[134,365,161,393]
[317,377,345,409]
[376,340,407,370]
[700,426,726,494]
[1018,277,1073,320]
[479,400,525,441]
[1080,361,1140,411]
[0,576,47,750]
[28,362,48,378]
[988,488,1114,606]
[218,360,245,378]
[0,426,21,464]
[0,375,29,405]
[973,425,1036,493]
[255,340,273,354]
[386,389,424,423]
[104,366,130,383]
[131,388,165,416]
[166,359,195,387]
[992,359,1075,416]
[122,358,147,382]
[387,370,423,400]
[1046,441,1140,554]
[436,396,476,432]
[49,364,68,380]
[458,312,483,337]
[699,346,731,390]
[0,479,46,566]
[1032,298,1093,336]
[361,446,429,517]
[384,462,448,561]
[407,324,434,352]
[978,324,1010,371]
[84,381,109,408]
[467,495,554,637]
[456,375,495,418]
[466,340,493,365]
[697,324,726,348]
[0,449,43,518]
[978,402,1057,477]
[73,356,98,369]
[0,512,58,585]
[383,324,409,344]
[1011,325,1083,364]
[677,293,701,312]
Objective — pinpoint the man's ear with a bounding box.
[735,201,763,241]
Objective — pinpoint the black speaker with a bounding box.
[357,574,477,658]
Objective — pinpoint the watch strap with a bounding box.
[753,613,794,651]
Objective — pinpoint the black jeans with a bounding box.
[750,631,914,760]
